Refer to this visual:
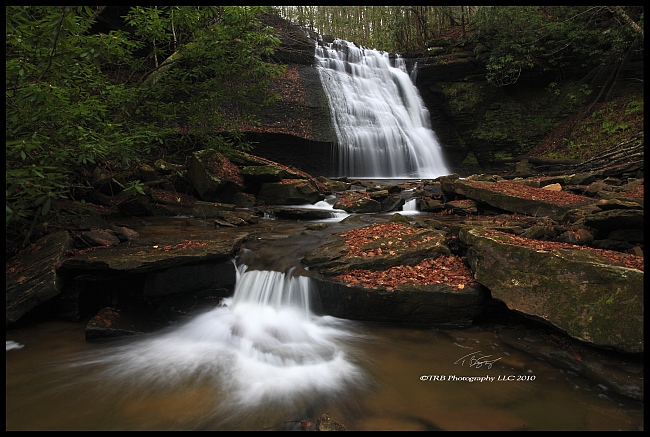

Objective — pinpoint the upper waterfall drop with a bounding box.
[315,39,451,179]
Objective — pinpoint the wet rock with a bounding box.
[58,231,250,274]
[418,196,445,212]
[192,202,259,226]
[143,261,236,297]
[271,206,339,220]
[312,277,487,326]
[450,178,597,221]
[186,150,244,203]
[459,225,643,354]
[303,223,451,276]
[240,164,294,182]
[317,176,351,192]
[85,307,152,341]
[112,225,140,241]
[302,222,485,325]
[6,231,74,325]
[117,192,154,217]
[388,213,411,225]
[583,208,644,230]
[446,199,479,215]
[257,179,323,205]
[78,229,121,247]
[380,193,405,212]
[333,191,382,213]
[317,414,348,431]
[192,201,236,217]
[497,324,644,401]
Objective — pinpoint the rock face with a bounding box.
[450,178,597,221]
[459,226,643,354]
[311,278,487,327]
[6,231,74,325]
[187,150,245,203]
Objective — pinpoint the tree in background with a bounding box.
[467,6,644,91]
[6,6,283,251]
[276,6,475,52]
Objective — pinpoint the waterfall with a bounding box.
[401,198,418,214]
[231,264,315,318]
[76,261,369,425]
[315,39,450,179]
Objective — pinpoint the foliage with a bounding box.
[465,6,644,88]
[126,6,285,150]
[123,180,146,195]
[6,6,283,250]
[569,96,642,159]
[533,92,644,161]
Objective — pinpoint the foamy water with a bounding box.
[68,263,370,424]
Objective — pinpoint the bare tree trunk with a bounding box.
[609,6,644,39]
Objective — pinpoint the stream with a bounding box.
[5,212,644,431]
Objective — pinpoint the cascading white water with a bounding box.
[401,198,418,214]
[316,39,450,179]
[73,262,369,426]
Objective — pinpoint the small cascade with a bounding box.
[315,39,450,179]
[290,198,349,221]
[230,263,314,318]
[75,260,370,425]
[401,198,419,214]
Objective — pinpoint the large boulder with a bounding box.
[312,277,487,326]
[458,225,643,354]
[186,150,245,203]
[8,227,252,326]
[256,179,323,205]
[303,222,451,276]
[333,191,382,213]
[302,221,487,325]
[271,206,341,220]
[449,177,597,221]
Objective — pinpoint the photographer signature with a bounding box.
[454,351,502,369]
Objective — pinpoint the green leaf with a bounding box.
[42,197,52,215]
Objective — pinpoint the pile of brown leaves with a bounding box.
[334,222,477,290]
[465,180,589,205]
[205,153,244,186]
[484,229,644,271]
[341,222,418,256]
[333,255,477,291]
[150,188,196,207]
